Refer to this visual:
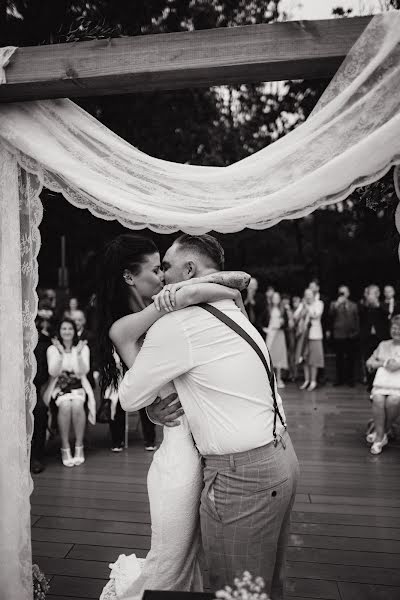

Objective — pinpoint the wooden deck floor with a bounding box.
[31,385,400,600]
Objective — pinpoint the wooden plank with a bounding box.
[31,494,150,513]
[288,547,400,569]
[310,494,400,508]
[338,581,400,600]
[30,504,151,524]
[31,527,151,550]
[287,577,340,599]
[288,562,400,586]
[1,17,372,102]
[35,516,150,537]
[66,544,146,563]
[291,511,400,528]
[288,533,400,554]
[46,575,104,599]
[290,522,400,541]
[32,541,74,559]
[293,503,400,518]
[32,557,108,580]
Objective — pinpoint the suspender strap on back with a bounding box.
[199,303,287,444]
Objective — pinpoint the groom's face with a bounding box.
[162,243,191,285]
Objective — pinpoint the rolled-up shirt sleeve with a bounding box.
[119,313,193,412]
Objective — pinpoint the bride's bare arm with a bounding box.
[110,282,247,366]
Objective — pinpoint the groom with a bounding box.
[119,234,299,599]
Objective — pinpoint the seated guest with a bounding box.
[366,315,400,455]
[43,319,96,467]
[329,285,360,387]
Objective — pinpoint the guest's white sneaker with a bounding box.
[308,382,317,392]
[370,434,388,455]
[73,446,85,466]
[61,448,74,467]
[366,431,377,444]
[277,380,285,389]
[300,381,310,390]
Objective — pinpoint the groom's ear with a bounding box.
[183,260,197,280]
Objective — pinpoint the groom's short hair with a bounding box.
[174,234,225,270]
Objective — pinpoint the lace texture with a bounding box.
[1,13,400,600]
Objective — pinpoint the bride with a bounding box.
[96,234,249,600]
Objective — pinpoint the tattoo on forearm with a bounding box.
[209,271,251,291]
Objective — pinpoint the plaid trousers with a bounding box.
[200,431,299,600]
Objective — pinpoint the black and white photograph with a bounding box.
[1,1,400,599]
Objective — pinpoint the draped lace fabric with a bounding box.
[0,12,400,600]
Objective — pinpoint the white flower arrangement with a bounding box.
[214,571,270,600]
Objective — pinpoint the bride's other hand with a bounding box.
[147,393,184,427]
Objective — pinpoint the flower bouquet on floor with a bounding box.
[33,564,50,600]
[214,571,270,600]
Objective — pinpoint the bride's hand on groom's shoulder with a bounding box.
[152,283,184,312]
[147,393,184,427]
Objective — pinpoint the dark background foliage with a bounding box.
[1,0,399,299]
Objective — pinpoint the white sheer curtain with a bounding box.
[0,11,400,600]
[0,146,42,600]
[0,13,399,234]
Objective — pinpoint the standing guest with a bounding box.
[103,351,126,452]
[243,277,264,330]
[359,285,388,390]
[265,285,275,310]
[382,285,399,337]
[366,315,400,455]
[282,294,297,382]
[71,309,99,388]
[292,295,301,312]
[43,319,96,467]
[63,296,80,320]
[330,286,360,387]
[44,288,57,311]
[31,317,52,474]
[295,289,325,391]
[260,292,288,388]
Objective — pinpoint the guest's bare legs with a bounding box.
[372,394,386,441]
[71,398,86,447]
[386,395,400,435]
[310,366,318,386]
[58,400,72,449]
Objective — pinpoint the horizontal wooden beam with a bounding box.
[0,16,372,102]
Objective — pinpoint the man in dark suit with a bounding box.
[329,286,360,387]
[71,309,98,388]
[31,317,52,474]
[381,285,400,337]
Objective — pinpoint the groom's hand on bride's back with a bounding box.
[147,393,184,427]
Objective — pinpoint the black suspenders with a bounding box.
[199,303,287,446]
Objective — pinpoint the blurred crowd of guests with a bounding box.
[243,278,400,454]
[32,289,156,474]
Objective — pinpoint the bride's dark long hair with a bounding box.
[96,234,158,395]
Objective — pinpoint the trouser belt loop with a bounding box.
[229,454,236,472]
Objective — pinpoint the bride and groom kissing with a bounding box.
[97,233,299,600]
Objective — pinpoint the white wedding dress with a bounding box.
[100,407,204,600]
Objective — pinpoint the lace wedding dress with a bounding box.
[100,413,203,600]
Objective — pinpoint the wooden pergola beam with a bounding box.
[0,16,372,102]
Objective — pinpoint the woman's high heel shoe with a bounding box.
[73,446,85,466]
[61,447,74,467]
[299,381,310,390]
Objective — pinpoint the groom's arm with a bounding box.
[119,314,193,412]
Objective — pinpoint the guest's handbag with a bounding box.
[199,303,286,444]
[97,397,112,423]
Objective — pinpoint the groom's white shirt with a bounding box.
[119,299,286,455]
